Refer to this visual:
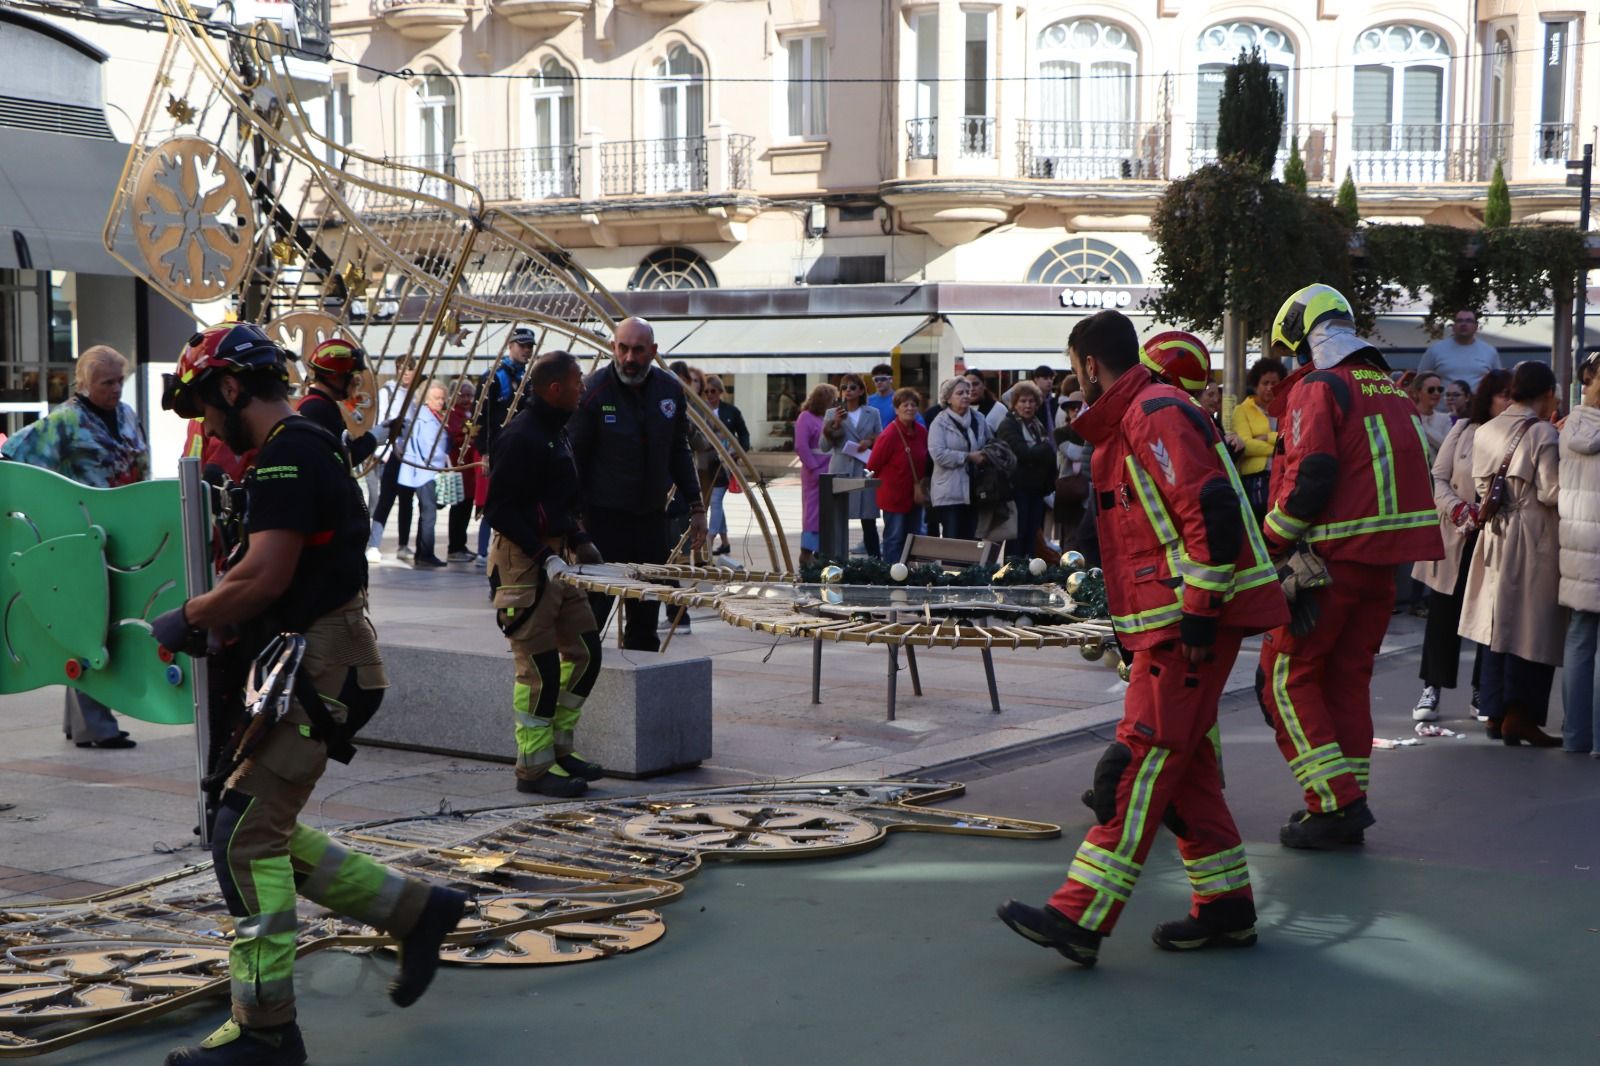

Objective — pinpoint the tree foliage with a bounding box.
[1215,48,1285,173]
[1283,136,1308,194]
[1484,160,1511,229]
[1335,169,1359,225]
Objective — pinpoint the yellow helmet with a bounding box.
[1271,284,1355,356]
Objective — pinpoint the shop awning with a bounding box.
[661,314,933,373]
[0,129,136,275]
[945,313,1086,369]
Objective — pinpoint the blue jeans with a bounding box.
[709,486,728,536]
[1563,610,1600,752]
[881,508,922,564]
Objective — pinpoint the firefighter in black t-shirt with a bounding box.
[150,323,466,1066]
[294,336,379,466]
[485,351,605,797]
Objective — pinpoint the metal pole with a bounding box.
[1222,304,1248,434]
[176,457,214,847]
[1575,144,1593,390]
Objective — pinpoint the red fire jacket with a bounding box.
[1263,353,1444,566]
[1075,366,1289,651]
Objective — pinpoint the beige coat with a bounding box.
[1558,405,1600,613]
[1413,419,1477,596]
[1457,405,1565,665]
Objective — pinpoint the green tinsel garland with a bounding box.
[798,556,1110,619]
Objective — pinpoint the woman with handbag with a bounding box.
[995,381,1056,559]
[867,387,929,564]
[819,373,883,557]
[1458,361,1565,746]
[928,376,993,540]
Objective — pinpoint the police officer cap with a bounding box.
[509,326,538,347]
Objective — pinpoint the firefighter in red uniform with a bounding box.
[997,310,1288,965]
[1257,284,1443,849]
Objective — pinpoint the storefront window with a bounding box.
[765,373,804,450]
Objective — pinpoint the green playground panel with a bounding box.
[2,463,195,724]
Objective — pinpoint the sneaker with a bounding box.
[557,753,604,781]
[165,1020,307,1066]
[365,546,383,564]
[1472,687,1487,721]
[396,546,413,561]
[515,768,588,798]
[389,885,469,1007]
[1412,685,1440,722]
[447,550,476,563]
[411,555,447,569]
[1280,799,1375,850]
[1152,898,1258,952]
[474,555,487,569]
[995,899,1102,967]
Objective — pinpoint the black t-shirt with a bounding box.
[243,417,368,632]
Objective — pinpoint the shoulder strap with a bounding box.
[1496,418,1535,477]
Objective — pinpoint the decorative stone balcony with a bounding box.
[489,0,589,30]
[371,0,467,40]
[618,0,706,14]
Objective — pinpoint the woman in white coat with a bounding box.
[1558,358,1600,754]
[927,376,994,540]
[1458,362,1564,747]
[819,373,883,557]
[1409,369,1511,722]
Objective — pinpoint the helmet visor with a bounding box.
[162,373,204,419]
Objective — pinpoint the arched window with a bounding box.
[1487,30,1512,128]
[1027,238,1142,286]
[524,57,576,198]
[1195,22,1294,131]
[410,68,457,171]
[629,247,718,291]
[649,45,706,192]
[1025,20,1141,179]
[1352,24,1450,155]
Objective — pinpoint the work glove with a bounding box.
[150,604,208,658]
[573,542,604,566]
[1274,544,1330,637]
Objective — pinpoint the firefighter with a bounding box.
[295,336,378,467]
[1257,284,1443,849]
[484,350,606,797]
[1140,330,1212,396]
[997,310,1288,965]
[152,324,467,1066]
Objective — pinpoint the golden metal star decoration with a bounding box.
[341,262,368,299]
[165,94,195,126]
[270,239,300,265]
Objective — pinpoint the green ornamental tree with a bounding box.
[1484,160,1511,228]
[1215,47,1285,172]
[1336,169,1359,225]
[1283,135,1308,194]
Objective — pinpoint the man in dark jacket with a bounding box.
[485,351,606,796]
[567,317,705,650]
[295,337,379,467]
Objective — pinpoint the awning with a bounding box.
[661,314,932,374]
[946,313,1078,369]
[0,128,136,275]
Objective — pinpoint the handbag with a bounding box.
[435,469,465,508]
[896,423,930,507]
[1476,418,1534,525]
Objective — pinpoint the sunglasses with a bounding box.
[872,375,892,383]
[843,383,862,390]
[1424,386,1443,394]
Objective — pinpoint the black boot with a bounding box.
[515,767,587,797]
[557,753,604,781]
[1152,897,1258,952]
[1285,806,1365,846]
[389,886,468,1008]
[995,899,1102,967]
[1279,798,1375,850]
[165,1020,307,1066]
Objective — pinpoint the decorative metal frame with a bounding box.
[0,781,1054,1055]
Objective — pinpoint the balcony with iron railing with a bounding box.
[600,137,709,196]
[1187,122,1336,182]
[961,116,995,159]
[1017,119,1169,181]
[1534,123,1575,167]
[475,146,579,202]
[728,134,755,191]
[1348,123,1510,184]
[349,154,465,210]
[370,0,468,40]
[906,117,936,161]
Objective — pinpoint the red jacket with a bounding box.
[867,419,929,514]
[1263,355,1444,566]
[1075,366,1288,651]
[182,420,255,482]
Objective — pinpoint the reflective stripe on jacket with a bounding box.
[1074,366,1289,651]
[1263,356,1445,566]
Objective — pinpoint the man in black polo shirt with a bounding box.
[151,323,466,1066]
[567,317,704,650]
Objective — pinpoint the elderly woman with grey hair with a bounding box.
[927,375,993,540]
[2,345,149,748]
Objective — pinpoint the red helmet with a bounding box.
[162,323,288,418]
[305,337,366,377]
[1140,331,1212,396]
